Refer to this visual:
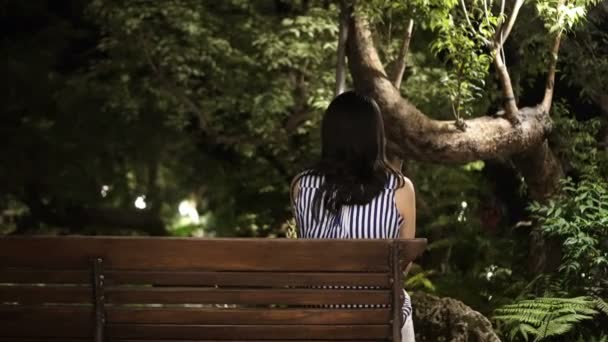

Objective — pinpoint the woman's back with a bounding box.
[294,171,404,239]
[289,91,416,340]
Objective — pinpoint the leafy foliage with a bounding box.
[551,102,608,178]
[427,1,494,121]
[527,102,608,295]
[528,177,608,295]
[494,296,608,341]
[536,0,600,33]
[2,2,608,339]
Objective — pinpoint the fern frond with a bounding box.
[551,313,594,324]
[594,297,608,316]
[494,309,556,325]
[513,323,538,341]
[494,296,603,341]
[536,322,575,340]
[493,313,546,326]
[552,306,598,316]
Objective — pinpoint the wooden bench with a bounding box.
[0,236,426,341]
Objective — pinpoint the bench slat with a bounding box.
[0,269,389,288]
[0,340,385,342]
[0,306,93,339]
[0,340,89,342]
[0,269,90,284]
[107,307,391,325]
[0,285,91,304]
[0,304,92,320]
[108,324,390,340]
[1,320,91,338]
[0,237,395,272]
[0,268,390,288]
[107,270,390,288]
[106,287,390,306]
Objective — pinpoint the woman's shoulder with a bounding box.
[292,169,323,188]
[385,171,413,190]
[290,169,322,204]
[393,173,415,197]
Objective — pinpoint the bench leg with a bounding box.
[92,258,106,342]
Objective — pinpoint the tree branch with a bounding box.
[139,32,211,131]
[489,0,524,122]
[390,18,414,90]
[456,0,522,122]
[284,111,314,133]
[540,0,566,113]
[595,93,608,151]
[335,0,351,96]
[346,17,551,163]
[498,0,505,18]
[461,0,492,47]
[539,30,563,113]
[495,0,524,48]
[461,0,474,28]
[482,0,491,27]
[347,15,563,199]
[493,44,519,121]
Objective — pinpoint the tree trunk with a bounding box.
[593,93,608,151]
[334,0,350,96]
[513,139,564,200]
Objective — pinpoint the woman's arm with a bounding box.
[395,176,416,239]
[396,176,416,273]
[290,177,300,210]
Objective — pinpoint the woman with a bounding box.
[290,91,416,341]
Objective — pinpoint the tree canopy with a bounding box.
[1,0,607,340]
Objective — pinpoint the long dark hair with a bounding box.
[295,91,404,220]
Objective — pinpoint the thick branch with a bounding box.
[493,47,519,120]
[596,93,608,151]
[346,17,551,163]
[284,111,313,133]
[495,0,524,48]
[335,0,350,96]
[390,18,414,90]
[593,93,608,116]
[489,0,524,121]
[513,140,564,200]
[540,0,566,113]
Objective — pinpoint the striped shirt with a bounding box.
[294,170,412,323]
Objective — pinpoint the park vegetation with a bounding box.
[1,0,607,340]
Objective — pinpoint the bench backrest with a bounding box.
[0,237,426,341]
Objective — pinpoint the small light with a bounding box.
[178,200,200,224]
[100,185,110,198]
[461,201,468,209]
[486,271,494,281]
[134,196,147,210]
